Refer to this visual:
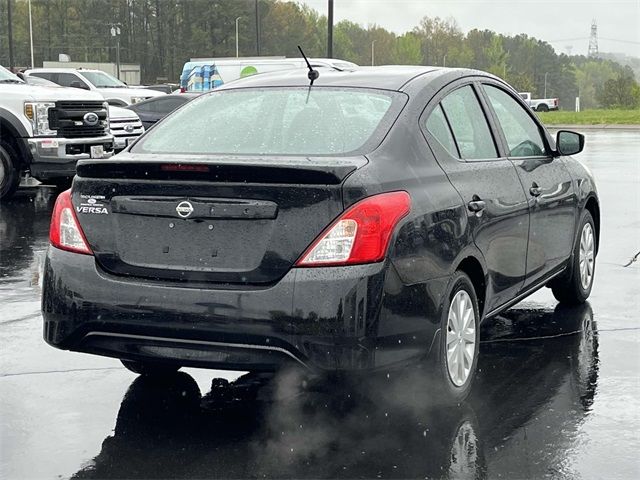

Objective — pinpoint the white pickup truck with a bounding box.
[518,92,559,112]
[24,68,165,106]
[0,65,114,200]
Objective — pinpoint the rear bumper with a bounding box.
[42,247,437,371]
[26,135,114,180]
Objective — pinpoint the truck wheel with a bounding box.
[0,140,21,201]
[537,104,549,112]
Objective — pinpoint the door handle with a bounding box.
[530,183,542,197]
[468,199,486,213]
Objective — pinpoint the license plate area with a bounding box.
[113,214,274,272]
[90,145,105,158]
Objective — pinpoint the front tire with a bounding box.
[121,359,181,376]
[433,272,480,403]
[552,210,596,304]
[0,141,21,201]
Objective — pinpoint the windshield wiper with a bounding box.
[0,79,24,84]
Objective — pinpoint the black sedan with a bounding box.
[125,92,199,129]
[42,66,599,402]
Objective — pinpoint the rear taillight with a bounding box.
[295,191,411,267]
[49,190,93,255]
[179,87,186,93]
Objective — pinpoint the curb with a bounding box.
[545,124,640,131]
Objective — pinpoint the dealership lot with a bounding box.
[1,130,638,478]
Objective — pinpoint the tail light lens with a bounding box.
[179,86,186,93]
[49,190,93,255]
[295,191,411,267]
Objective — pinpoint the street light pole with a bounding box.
[371,40,376,66]
[235,16,241,58]
[327,0,334,57]
[7,0,14,70]
[28,0,34,68]
[544,72,549,98]
[255,0,260,56]
[110,25,121,80]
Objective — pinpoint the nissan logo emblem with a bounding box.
[176,201,194,218]
[83,112,99,126]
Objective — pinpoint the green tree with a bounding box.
[395,33,422,65]
[597,74,640,109]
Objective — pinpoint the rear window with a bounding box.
[133,87,404,156]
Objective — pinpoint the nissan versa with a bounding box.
[42,66,599,401]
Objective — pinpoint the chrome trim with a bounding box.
[28,135,115,162]
[82,332,310,368]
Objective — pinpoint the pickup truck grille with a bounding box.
[110,118,145,138]
[49,100,109,139]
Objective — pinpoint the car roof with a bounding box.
[217,66,485,92]
[26,68,103,73]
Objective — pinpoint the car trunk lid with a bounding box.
[72,155,365,284]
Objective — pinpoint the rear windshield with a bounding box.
[133,87,404,156]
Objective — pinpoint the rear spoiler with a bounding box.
[76,157,367,185]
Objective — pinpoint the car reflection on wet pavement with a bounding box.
[1,131,639,479]
[68,304,597,480]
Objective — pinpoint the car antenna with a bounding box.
[298,45,320,85]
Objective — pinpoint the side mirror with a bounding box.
[556,130,584,156]
[70,81,89,90]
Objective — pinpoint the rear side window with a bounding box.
[134,87,403,156]
[56,73,87,89]
[425,105,458,157]
[29,72,54,81]
[484,85,547,157]
[440,85,498,160]
[135,97,186,114]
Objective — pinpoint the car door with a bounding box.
[421,83,530,314]
[481,83,577,288]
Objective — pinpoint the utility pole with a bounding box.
[28,0,34,68]
[371,40,376,66]
[255,0,260,56]
[7,0,15,70]
[443,54,447,67]
[235,16,241,58]
[327,0,334,58]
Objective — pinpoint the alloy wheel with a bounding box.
[446,290,476,387]
[579,222,595,290]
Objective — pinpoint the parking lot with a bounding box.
[1,130,638,479]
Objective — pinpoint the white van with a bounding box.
[179,57,357,92]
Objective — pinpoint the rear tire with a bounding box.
[0,140,21,201]
[537,104,550,112]
[552,210,596,305]
[121,359,181,376]
[432,271,480,403]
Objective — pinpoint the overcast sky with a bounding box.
[300,0,640,58]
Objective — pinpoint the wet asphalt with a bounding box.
[0,130,638,479]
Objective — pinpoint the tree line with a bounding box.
[2,0,639,109]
